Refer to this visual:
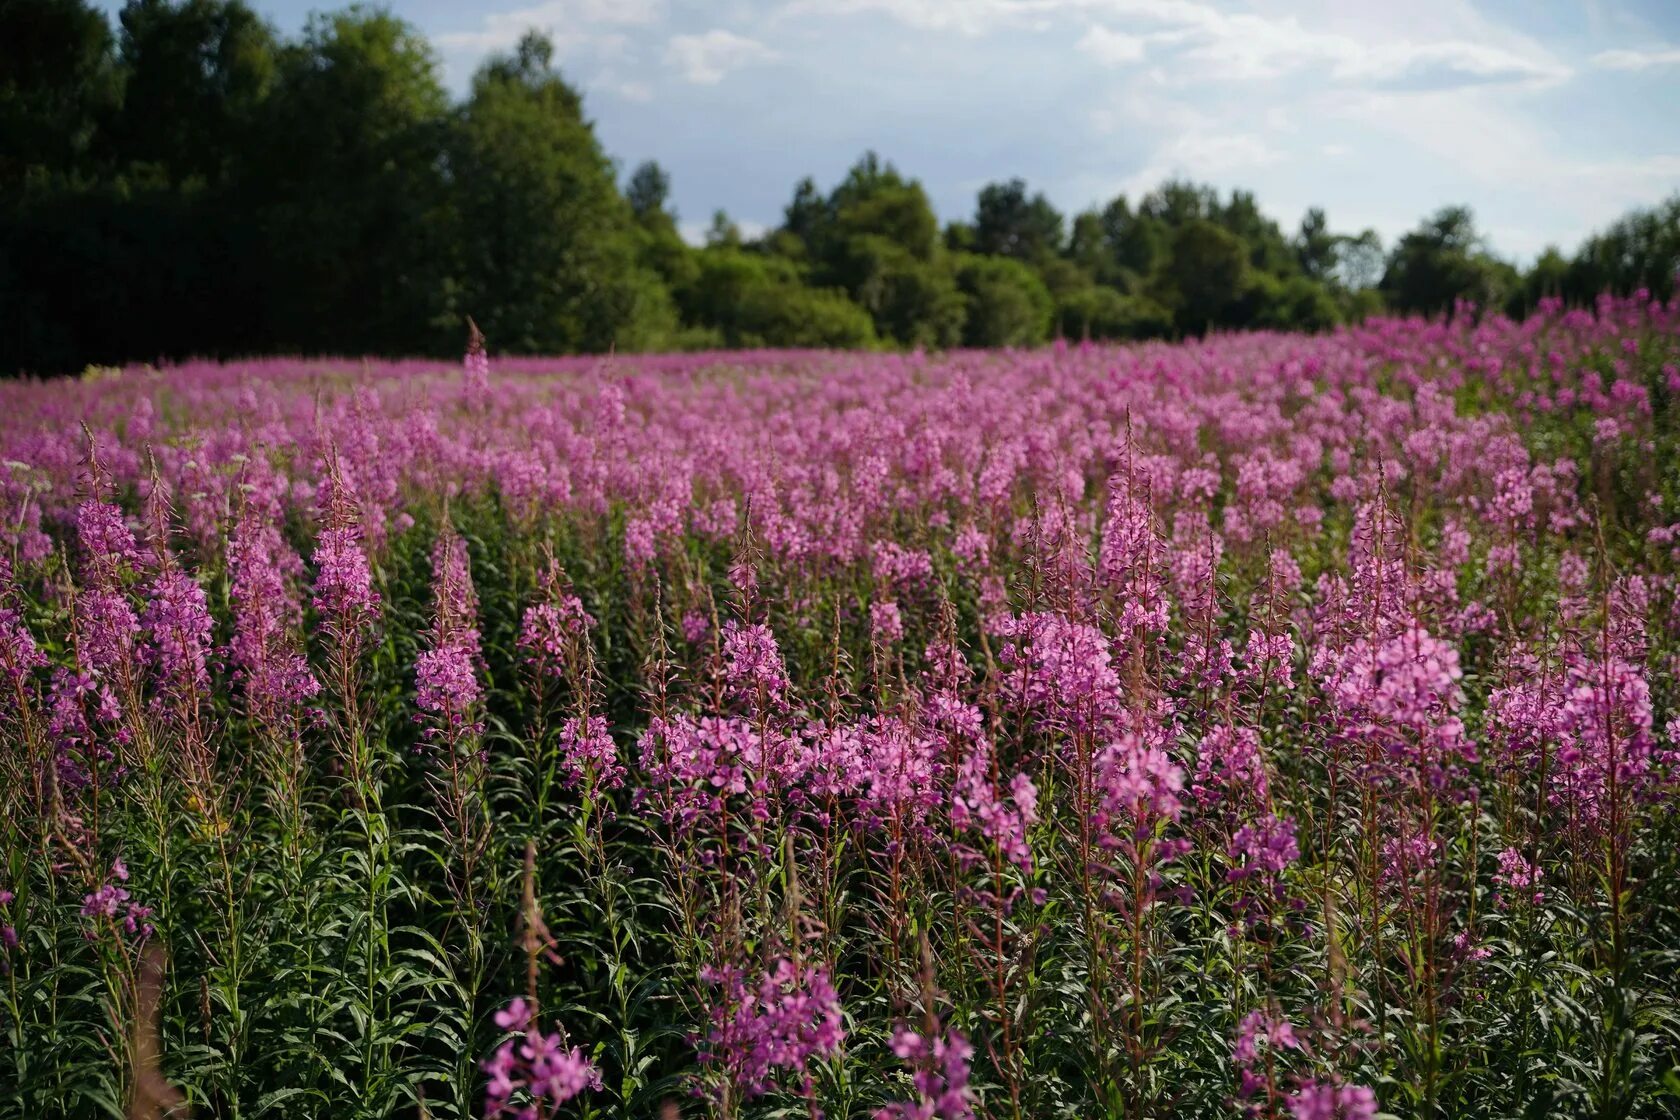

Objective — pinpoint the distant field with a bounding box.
[2,299,1678,1119]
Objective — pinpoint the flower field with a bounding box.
[2,296,1680,1120]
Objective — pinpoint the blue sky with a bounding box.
[100,0,1680,260]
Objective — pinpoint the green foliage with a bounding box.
[1296,207,1338,281]
[626,160,673,228]
[1,5,1676,373]
[248,3,456,355]
[1155,218,1250,334]
[954,253,1053,347]
[678,248,876,348]
[1247,272,1341,332]
[826,234,964,347]
[973,178,1064,262]
[0,0,120,187]
[824,151,942,263]
[451,32,675,353]
[112,0,275,185]
[1562,195,1680,304]
[1054,284,1171,340]
[1380,206,1511,317]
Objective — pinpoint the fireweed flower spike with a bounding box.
[415,526,483,745]
[310,449,384,801]
[464,318,491,402]
[699,958,845,1107]
[481,997,602,1119]
[311,458,381,656]
[875,1024,977,1120]
[137,464,214,736]
[0,555,46,708]
[227,502,319,734]
[1287,1079,1378,1120]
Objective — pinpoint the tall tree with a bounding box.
[955,254,1052,347]
[1564,195,1679,303]
[791,152,962,346]
[452,31,673,353]
[973,178,1063,261]
[1140,180,1217,226]
[1100,195,1165,289]
[626,159,672,225]
[250,5,453,353]
[1381,206,1506,317]
[111,0,275,184]
[1156,218,1248,334]
[782,175,826,247]
[827,151,940,262]
[0,0,119,186]
[1296,207,1337,282]
[1218,189,1294,274]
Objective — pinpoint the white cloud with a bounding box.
[1109,1,1565,85]
[436,0,662,54]
[1591,46,1680,71]
[1115,131,1281,198]
[1327,85,1680,255]
[1077,25,1147,65]
[779,0,1025,34]
[784,0,1566,87]
[665,29,779,84]
[423,0,1674,262]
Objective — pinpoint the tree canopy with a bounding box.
[2,0,1676,374]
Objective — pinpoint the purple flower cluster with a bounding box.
[1233,1009,1302,1100]
[140,568,214,709]
[1100,470,1169,642]
[481,998,601,1120]
[463,326,491,401]
[871,600,905,643]
[228,509,319,730]
[1494,846,1544,906]
[1191,725,1269,811]
[556,715,623,790]
[1288,1080,1378,1120]
[415,645,480,728]
[416,530,482,741]
[1095,732,1187,842]
[310,469,380,651]
[640,714,800,830]
[518,595,594,677]
[721,620,790,709]
[699,958,845,1101]
[80,859,154,942]
[875,1025,976,1120]
[74,492,143,699]
[0,599,45,694]
[949,745,1038,873]
[47,667,120,790]
[0,886,16,973]
[1228,814,1300,881]
[994,612,1124,736]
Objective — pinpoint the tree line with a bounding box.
[3,0,1678,375]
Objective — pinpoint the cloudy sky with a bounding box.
[105,0,1680,259]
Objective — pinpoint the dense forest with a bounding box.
[3,0,1679,375]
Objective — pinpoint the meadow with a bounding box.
[1,295,1679,1120]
